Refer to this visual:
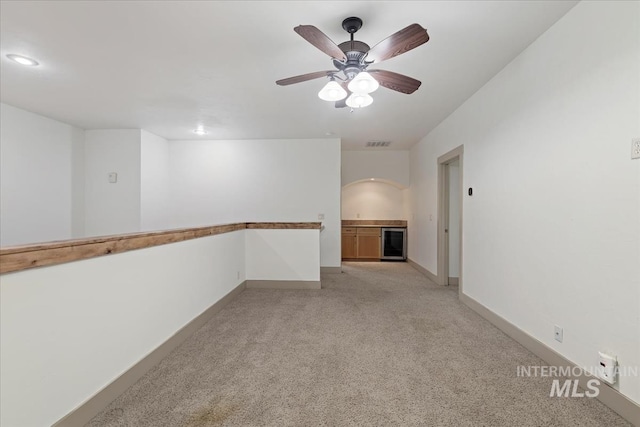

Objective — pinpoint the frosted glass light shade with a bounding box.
[345,93,373,109]
[318,80,347,101]
[347,71,379,94]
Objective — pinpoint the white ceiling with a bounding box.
[0,1,577,150]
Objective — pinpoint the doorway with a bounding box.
[437,146,464,292]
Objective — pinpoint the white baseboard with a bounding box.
[448,277,459,285]
[53,281,247,427]
[245,280,321,289]
[321,266,342,274]
[459,293,640,426]
[407,258,439,284]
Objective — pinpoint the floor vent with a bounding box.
[365,141,391,148]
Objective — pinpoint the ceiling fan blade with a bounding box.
[368,70,421,94]
[366,24,429,64]
[276,71,334,86]
[294,25,347,61]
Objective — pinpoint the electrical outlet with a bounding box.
[598,352,617,384]
[554,325,563,343]
[632,138,640,160]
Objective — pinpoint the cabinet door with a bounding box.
[357,235,381,258]
[341,234,357,258]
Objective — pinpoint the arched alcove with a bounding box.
[341,179,409,220]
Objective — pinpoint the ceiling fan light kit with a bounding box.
[318,79,348,101]
[276,16,429,110]
[347,71,379,94]
[346,92,373,109]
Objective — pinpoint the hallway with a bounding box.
[88,263,628,426]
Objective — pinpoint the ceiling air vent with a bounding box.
[366,141,391,148]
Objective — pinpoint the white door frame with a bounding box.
[437,145,464,294]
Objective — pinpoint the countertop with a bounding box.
[342,220,407,228]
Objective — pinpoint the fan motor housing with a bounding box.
[333,41,370,78]
[338,40,370,55]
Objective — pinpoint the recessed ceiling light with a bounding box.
[193,126,207,136]
[6,54,39,66]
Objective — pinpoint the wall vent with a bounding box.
[365,141,391,148]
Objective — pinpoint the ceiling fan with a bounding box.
[276,17,429,109]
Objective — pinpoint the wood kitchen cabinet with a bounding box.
[341,227,357,258]
[341,227,381,259]
[356,227,381,258]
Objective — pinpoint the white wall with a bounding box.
[1,122,341,267]
[84,130,142,236]
[169,138,341,268]
[341,150,410,222]
[0,116,169,243]
[342,150,410,187]
[0,103,85,246]
[71,130,85,238]
[448,160,460,277]
[0,226,321,426]
[409,1,639,404]
[341,181,408,220]
[245,229,320,281]
[140,130,170,231]
[0,231,246,427]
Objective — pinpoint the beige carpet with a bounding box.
[88,262,630,426]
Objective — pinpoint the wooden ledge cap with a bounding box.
[0,222,321,274]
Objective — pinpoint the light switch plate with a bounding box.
[108,172,118,183]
